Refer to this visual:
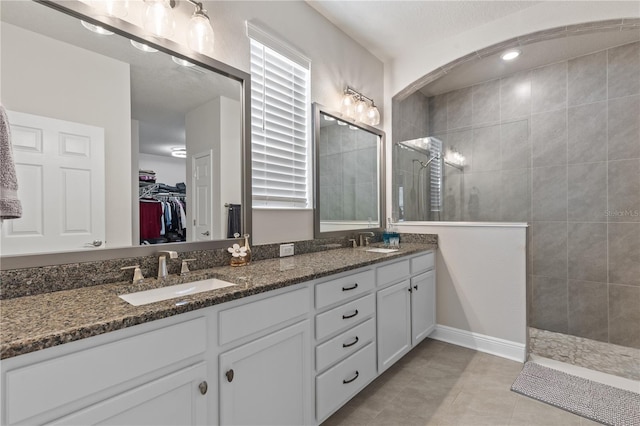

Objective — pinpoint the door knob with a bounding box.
[226,369,234,382]
[201,231,210,236]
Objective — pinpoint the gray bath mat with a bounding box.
[511,362,640,426]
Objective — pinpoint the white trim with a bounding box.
[431,325,527,363]
[245,20,311,69]
[395,221,529,228]
[529,355,640,393]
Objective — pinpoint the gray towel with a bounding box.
[0,106,22,219]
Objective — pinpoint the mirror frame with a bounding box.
[312,103,386,239]
[1,0,252,269]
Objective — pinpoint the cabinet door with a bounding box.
[219,320,311,426]
[376,280,411,373]
[411,270,436,346]
[50,363,208,426]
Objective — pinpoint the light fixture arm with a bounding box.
[345,86,375,106]
[186,0,209,19]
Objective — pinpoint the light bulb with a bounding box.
[354,98,368,122]
[367,105,380,126]
[143,0,175,38]
[187,7,214,55]
[340,93,355,118]
[92,0,129,18]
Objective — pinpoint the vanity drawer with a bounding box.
[315,294,375,341]
[377,259,410,287]
[315,269,375,309]
[6,317,206,425]
[219,287,309,346]
[316,318,375,372]
[411,252,435,274]
[316,342,376,422]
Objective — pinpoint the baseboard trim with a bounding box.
[430,325,526,363]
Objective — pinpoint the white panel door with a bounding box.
[192,151,213,241]
[219,320,311,426]
[1,111,105,255]
[376,280,412,373]
[50,363,208,426]
[411,270,436,346]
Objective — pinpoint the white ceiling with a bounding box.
[306,1,541,62]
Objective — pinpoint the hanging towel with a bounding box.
[0,106,22,220]
[227,204,241,238]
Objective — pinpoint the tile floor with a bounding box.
[322,339,599,426]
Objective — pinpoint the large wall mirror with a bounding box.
[313,103,385,238]
[0,0,251,268]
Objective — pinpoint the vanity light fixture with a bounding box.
[186,0,214,55]
[323,115,336,121]
[143,0,176,39]
[171,147,187,158]
[501,49,521,61]
[340,87,380,126]
[91,0,129,19]
[130,40,159,53]
[80,20,114,35]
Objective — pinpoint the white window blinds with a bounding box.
[250,36,310,208]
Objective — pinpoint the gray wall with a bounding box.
[414,41,640,349]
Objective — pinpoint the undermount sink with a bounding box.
[119,278,236,306]
[366,248,399,253]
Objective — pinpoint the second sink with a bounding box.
[119,278,236,306]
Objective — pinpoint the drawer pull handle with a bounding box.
[343,371,359,384]
[226,369,234,382]
[342,283,358,291]
[199,381,208,395]
[342,309,359,319]
[343,336,359,348]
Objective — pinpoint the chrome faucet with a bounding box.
[157,251,178,279]
[358,232,375,247]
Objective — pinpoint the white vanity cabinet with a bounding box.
[313,269,378,423]
[377,251,436,373]
[1,316,209,426]
[217,287,312,426]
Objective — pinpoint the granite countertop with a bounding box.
[0,243,435,359]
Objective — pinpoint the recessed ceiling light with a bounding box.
[130,40,158,53]
[171,56,195,67]
[501,49,521,61]
[81,20,114,36]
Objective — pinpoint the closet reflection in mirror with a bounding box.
[0,1,243,256]
[315,107,383,235]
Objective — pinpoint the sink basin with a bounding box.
[119,278,236,306]
[366,248,399,253]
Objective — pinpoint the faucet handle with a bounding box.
[348,239,357,248]
[180,259,196,276]
[121,265,144,283]
[158,250,178,259]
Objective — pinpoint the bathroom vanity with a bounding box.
[0,246,435,425]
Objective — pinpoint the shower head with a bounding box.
[413,153,441,169]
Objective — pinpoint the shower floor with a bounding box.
[528,327,640,381]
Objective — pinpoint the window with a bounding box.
[249,27,310,208]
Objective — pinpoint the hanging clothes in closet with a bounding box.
[139,196,187,244]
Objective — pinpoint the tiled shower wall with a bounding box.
[319,122,378,221]
[411,41,640,349]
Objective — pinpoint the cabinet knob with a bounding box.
[414,285,418,291]
[199,381,208,395]
[226,369,234,382]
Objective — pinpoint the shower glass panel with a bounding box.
[393,120,528,222]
